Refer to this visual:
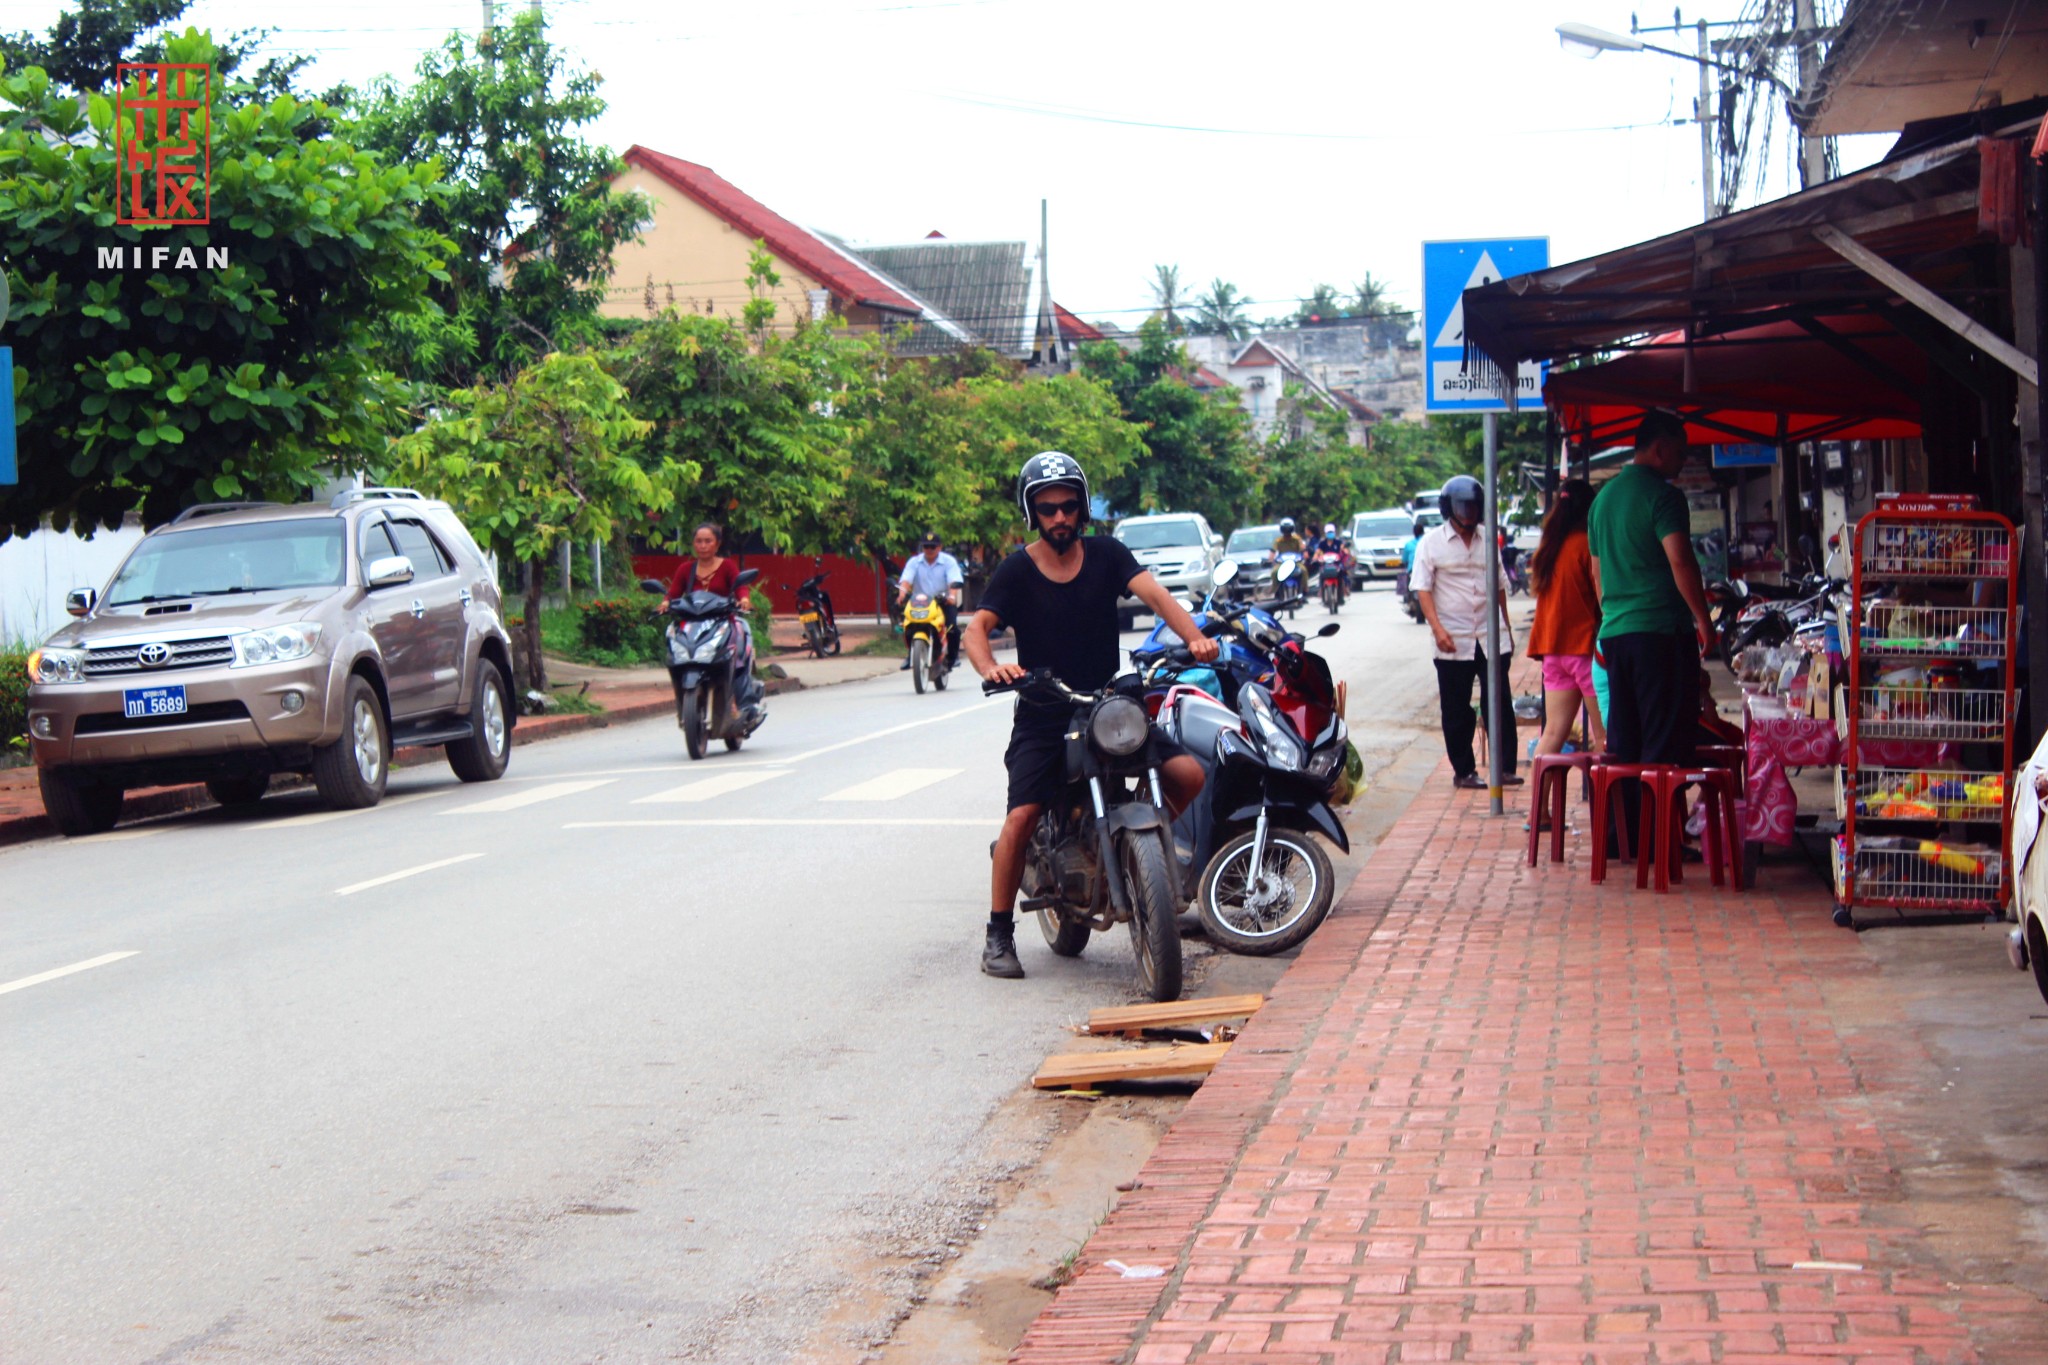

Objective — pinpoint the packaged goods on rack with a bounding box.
[1863,522,2010,577]
[1833,834,2003,903]
[1838,767,2005,821]
[1855,600,2007,658]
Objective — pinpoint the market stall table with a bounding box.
[1741,688,1951,850]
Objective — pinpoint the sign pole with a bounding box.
[1483,411,1503,815]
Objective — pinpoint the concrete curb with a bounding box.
[0,663,879,849]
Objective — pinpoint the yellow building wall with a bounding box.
[600,166,829,326]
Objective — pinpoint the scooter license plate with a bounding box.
[798,611,820,624]
[123,683,187,719]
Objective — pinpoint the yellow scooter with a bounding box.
[902,593,952,694]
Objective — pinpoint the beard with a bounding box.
[1039,521,1080,551]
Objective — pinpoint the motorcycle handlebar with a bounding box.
[981,668,1100,705]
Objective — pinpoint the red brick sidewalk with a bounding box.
[1014,769,2048,1364]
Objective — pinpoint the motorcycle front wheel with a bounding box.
[680,686,708,760]
[1198,828,1333,955]
[1120,831,1183,1002]
[909,637,929,694]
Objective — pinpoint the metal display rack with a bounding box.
[1836,494,2018,927]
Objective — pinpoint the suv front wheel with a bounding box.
[446,660,511,783]
[313,675,390,809]
[40,768,124,837]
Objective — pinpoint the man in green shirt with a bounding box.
[1587,410,1718,786]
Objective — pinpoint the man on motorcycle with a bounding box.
[896,530,963,670]
[963,452,1221,980]
[1272,518,1304,557]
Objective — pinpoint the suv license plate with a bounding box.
[123,684,187,719]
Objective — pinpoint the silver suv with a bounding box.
[1113,512,1223,630]
[25,489,516,835]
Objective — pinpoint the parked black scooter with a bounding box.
[792,559,841,657]
[641,573,768,760]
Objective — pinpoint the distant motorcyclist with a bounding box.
[896,531,963,670]
[1310,521,1351,605]
[963,452,1220,980]
[1271,518,1304,557]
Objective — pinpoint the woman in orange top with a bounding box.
[1525,479,1606,757]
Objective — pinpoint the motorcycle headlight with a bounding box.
[690,623,731,663]
[232,623,322,668]
[27,647,87,684]
[1306,741,1345,783]
[1243,687,1306,771]
[1088,695,1150,757]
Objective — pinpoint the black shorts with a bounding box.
[1003,706,1189,812]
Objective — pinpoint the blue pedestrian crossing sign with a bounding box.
[1421,237,1548,414]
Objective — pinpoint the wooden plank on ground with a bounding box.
[1032,1042,1233,1090]
[1082,994,1265,1036]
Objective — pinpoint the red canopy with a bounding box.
[1546,313,1926,449]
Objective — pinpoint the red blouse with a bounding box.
[666,557,748,604]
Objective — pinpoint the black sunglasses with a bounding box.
[1032,499,1084,521]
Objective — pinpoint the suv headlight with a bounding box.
[27,647,87,684]
[233,623,322,667]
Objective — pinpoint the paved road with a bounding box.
[0,585,1453,1363]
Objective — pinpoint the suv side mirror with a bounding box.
[366,554,416,590]
[639,577,667,595]
[65,587,97,617]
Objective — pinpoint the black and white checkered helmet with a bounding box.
[1015,451,1091,524]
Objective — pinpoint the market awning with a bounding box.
[1545,313,1927,450]
[1460,131,2001,408]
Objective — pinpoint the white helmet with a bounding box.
[1322,523,1336,535]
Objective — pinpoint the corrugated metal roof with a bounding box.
[846,240,1038,356]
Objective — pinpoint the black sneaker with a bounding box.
[1453,773,1486,790]
[982,922,1025,978]
[899,658,912,671]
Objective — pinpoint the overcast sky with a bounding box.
[13,0,1891,325]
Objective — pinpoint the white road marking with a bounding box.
[820,768,962,802]
[771,698,1005,767]
[335,853,485,896]
[443,779,614,815]
[0,951,139,997]
[71,828,161,843]
[565,818,998,829]
[633,770,790,804]
[260,791,435,830]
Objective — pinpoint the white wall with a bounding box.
[0,520,145,646]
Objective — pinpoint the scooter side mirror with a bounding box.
[734,567,762,588]
[1316,623,1341,638]
[639,578,667,594]
[1211,558,1239,587]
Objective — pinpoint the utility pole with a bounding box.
[1483,412,1504,816]
[1793,0,1827,189]
[1697,18,1717,218]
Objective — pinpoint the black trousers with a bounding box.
[941,598,960,663]
[1602,629,1701,848]
[1434,647,1515,779]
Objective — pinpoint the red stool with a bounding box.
[1641,766,1744,891]
[1588,760,1657,884]
[1695,743,1746,787]
[1526,751,1594,866]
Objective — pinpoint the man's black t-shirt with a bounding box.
[978,537,1143,720]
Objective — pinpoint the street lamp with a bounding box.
[1556,16,1733,221]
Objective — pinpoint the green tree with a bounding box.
[1149,264,1185,336]
[1190,279,1252,341]
[0,0,315,101]
[387,351,684,692]
[0,30,451,539]
[352,12,650,388]
[1295,283,1343,325]
[1078,320,1256,526]
[1257,386,1370,523]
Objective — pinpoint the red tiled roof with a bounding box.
[1189,364,1229,388]
[1053,303,1105,342]
[622,146,921,315]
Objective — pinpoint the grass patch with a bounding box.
[538,602,663,669]
[542,686,606,716]
[850,630,905,657]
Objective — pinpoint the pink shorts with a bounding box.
[1541,652,1596,697]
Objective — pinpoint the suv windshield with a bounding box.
[1117,520,1203,550]
[1227,526,1281,551]
[1352,517,1412,541]
[106,520,347,605]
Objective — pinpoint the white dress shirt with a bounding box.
[1410,523,1509,661]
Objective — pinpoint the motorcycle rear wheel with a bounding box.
[1120,831,1183,1002]
[909,638,929,694]
[804,621,825,657]
[1038,901,1092,956]
[681,686,708,760]
[1198,828,1333,955]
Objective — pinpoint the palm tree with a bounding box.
[1191,279,1251,340]
[1296,283,1342,324]
[1150,264,1185,335]
[1351,272,1392,317]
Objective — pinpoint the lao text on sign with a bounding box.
[115,63,211,226]
[1420,238,1548,414]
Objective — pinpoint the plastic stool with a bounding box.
[1695,743,1746,787]
[1526,751,1594,866]
[1643,766,1744,892]
[1588,760,1657,885]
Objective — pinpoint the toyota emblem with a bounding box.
[137,642,172,668]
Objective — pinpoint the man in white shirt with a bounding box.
[897,530,964,669]
[1411,476,1521,790]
